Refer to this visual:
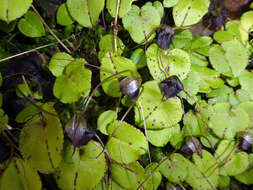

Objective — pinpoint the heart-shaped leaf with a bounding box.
[191,65,224,93]
[159,153,188,183]
[209,102,249,139]
[239,71,253,100]
[107,0,136,18]
[18,11,45,37]
[56,3,74,26]
[122,3,161,44]
[106,120,148,164]
[100,52,140,97]
[173,0,210,27]
[67,0,104,27]
[0,158,42,190]
[0,0,32,22]
[209,40,249,77]
[135,80,183,129]
[49,52,74,77]
[235,154,253,185]
[97,110,117,135]
[53,58,92,103]
[185,150,219,190]
[111,161,161,190]
[55,141,106,190]
[146,43,191,82]
[19,103,64,173]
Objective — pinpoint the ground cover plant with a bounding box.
[0,0,253,189]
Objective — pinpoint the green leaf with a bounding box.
[0,158,42,190]
[16,83,31,98]
[172,29,192,49]
[15,102,42,123]
[183,110,203,136]
[240,11,253,41]
[147,124,180,147]
[163,0,179,8]
[215,140,235,165]
[130,48,147,69]
[98,34,125,59]
[18,11,45,37]
[191,65,224,93]
[221,40,249,77]
[106,120,148,164]
[159,153,188,183]
[53,59,92,103]
[19,103,64,173]
[188,35,212,56]
[235,154,253,185]
[215,141,249,176]
[213,21,242,43]
[173,0,210,27]
[111,161,160,190]
[219,152,249,176]
[135,80,183,129]
[122,4,161,44]
[106,0,136,18]
[206,85,233,105]
[209,44,233,77]
[185,150,219,190]
[100,52,140,97]
[67,0,105,28]
[56,3,74,26]
[55,141,106,190]
[218,175,230,189]
[0,109,8,131]
[146,43,191,82]
[97,110,117,135]
[238,101,253,127]
[145,162,162,190]
[94,179,125,190]
[239,70,253,100]
[209,102,249,139]
[49,52,74,77]
[0,0,32,22]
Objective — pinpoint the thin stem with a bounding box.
[31,5,71,54]
[138,101,155,190]
[113,0,121,51]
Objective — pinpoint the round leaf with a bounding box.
[185,150,219,190]
[221,40,249,77]
[239,71,253,100]
[0,158,42,190]
[100,52,140,97]
[18,11,45,37]
[159,153,188,183]
[122,4,161,44]
[209,102,250,139]
[49,52,74,77]
[173,0,210,27]
[53,59,92,103]
[106,120,148,164]
[97,110,117,135]
[19,103,64,173]
[67,0,104,27]
[107,0,136,18]
[135,80,183,129]
[147,124,180,147]
[55,141,106,190]
[146,43,191,82]
[164,0,179,8]
[0,0,32,22]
